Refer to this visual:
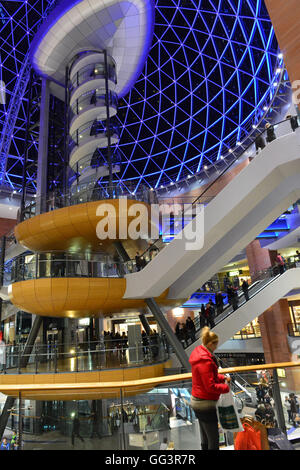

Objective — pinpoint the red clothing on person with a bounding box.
[189,345,229,400]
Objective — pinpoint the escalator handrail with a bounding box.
[140,116,294,259]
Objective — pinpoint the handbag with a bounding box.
[235,422,262,450]
[267,428,294,450]
[216,390,244,432]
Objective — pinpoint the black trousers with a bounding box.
[193,407,219,450]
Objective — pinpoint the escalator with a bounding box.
[178,264,300,357]
[124,124,300,302]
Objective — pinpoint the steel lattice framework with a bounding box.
[0,0,284,194]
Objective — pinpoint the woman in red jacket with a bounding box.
[189,327,231,450]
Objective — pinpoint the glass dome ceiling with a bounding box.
[0,0,281,193]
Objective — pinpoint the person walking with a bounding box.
[189,327,231,450]
[71,416,85,446]
[242,279,249,302]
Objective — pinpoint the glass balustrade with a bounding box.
[0,335,170,375]
[2,362,300,450]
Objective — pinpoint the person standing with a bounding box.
[289,394,298,428]
[265,122,276,143]
[255,134,266,154]
[189,327,230,450]
[135,252,142,272]
[0,438,10,450]
[205,301,215,329]
[215,292,224,316]
[276,253,285,275]
[284,395,292,424]
[199,304,206,329]
[242,279,249,302]
[186,317,196,344]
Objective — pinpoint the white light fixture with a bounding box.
[173,307,184,317]
[278,53,283,59]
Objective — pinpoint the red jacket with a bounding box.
[189,345,229,400]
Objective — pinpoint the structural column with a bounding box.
[36,78,50,215]
[246,240,296,389]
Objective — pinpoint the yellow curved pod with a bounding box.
[0,360,172,401]
[15,199,155,252]
[9,278,183,318]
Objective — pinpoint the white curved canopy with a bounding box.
[30,0,154,97]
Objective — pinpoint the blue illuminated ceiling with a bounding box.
[0,0,282,193]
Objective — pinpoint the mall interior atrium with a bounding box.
[0,0,300,451]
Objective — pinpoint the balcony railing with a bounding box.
[0,361,299,450]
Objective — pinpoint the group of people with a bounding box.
[0,431,19,450]
[255,115,299,154]
[284,393,300,428]
[198,278,250,331]
[175,317,196,348]
[255,402,277,427]
[102,330,128,359]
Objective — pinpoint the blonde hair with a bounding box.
[201,326,219,346]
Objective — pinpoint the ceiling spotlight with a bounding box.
[204,165,208,169]
[278,53,283,59]
[263,106,268,111]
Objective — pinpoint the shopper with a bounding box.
[256,384,266,404]
[255,134,266,154]
[205,302,215,329]
[276,253,285,275]
[71,416,84,446]
[186,317,196,344]
[284,395,292,423]
[215,292,224,316]
[265,122,276,143]
[135,252,142,271]
[0,438,10,450]
[199,304,206,329]
[287,114,299,132]
[289,394,298,428]
[10,430,18,450]
[189,327,230,450]
[242,279,249,302]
